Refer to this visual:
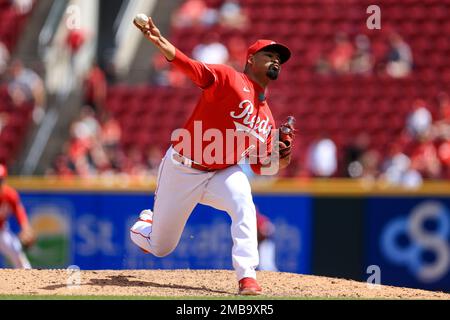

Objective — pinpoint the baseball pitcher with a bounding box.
[130,15,294,295]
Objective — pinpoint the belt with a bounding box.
[172,152,216,172]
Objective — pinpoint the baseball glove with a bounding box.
[278,117,296,159]
[19,227,36,250]
[278,141,292,159]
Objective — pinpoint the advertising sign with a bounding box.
[366,198,450,291]
[2,192,313,275]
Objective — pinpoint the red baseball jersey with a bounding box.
[171,49,276,171]
[0,184,29,229]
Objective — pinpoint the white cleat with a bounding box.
[130,209,153,254]
[139,209,153,223]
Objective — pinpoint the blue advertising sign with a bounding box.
[2,192,312,275]
[366,198,450,291]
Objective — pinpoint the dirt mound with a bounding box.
[0,269,448,299]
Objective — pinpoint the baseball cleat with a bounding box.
[139,209,154,223]
[130,209,154,254]
[140,248,151,254]
[238,277,262,296]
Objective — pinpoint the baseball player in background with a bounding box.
[130,15,294,295]
[256,210,278,272]
[0,164,36,269]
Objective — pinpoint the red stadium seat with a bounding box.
[98,0,450,177]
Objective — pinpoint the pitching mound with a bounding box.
[0,269,449,299]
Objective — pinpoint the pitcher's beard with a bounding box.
[267,66,280,80]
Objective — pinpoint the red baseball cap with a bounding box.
[0,164,7,178]
[247,39,291,64]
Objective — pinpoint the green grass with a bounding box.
[0,295,351,300]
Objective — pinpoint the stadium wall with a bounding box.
[3,178,450,292]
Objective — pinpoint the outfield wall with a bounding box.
[2,178,450,292]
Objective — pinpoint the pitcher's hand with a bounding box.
[134,17,163,45]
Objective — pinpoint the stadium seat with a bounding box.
[102,0,449,177]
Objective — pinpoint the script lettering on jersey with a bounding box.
[230,100,272,143]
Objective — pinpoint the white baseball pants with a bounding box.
[130,147,259,280]
[0,226,31,269]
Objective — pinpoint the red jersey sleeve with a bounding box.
[170,49,216,89]
[4,185,29,228]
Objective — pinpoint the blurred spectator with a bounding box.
[381,143,423,189]
[192,33,229,64]
[71,107,100,145]
[409,131,442,179]
[122,146,146,177]
[0,41,10,76]
[66,28,87,56]
[350,34,373,75]
[343,133,371,178]
[11,0,33,14]
[343,132,381,181]
[314,53,331,75]
[68,140,95,178]
[83,63,107,113]
[51,107,120,178]
[7,59,46,124]
[65,107,101,177]
[102,50,118,84]
[0,113,8,135]
[306,134,337,177]
[66,28,88,87]
[219,0,249,30]
[433,92,450,139]
[359,149,381,180]
[371,38,390,76]
[49,104,154,178]
[47,151,75,177]
[172,0,218,28]
[328,32,354,74]
[144,145,163,177]
[436,138,450,179]
[437,92,450,122]
[433,93,450,178]
[385,32,413,78]
[99,112,121,151]
[89,139,111,175]
[406,99,432,139]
